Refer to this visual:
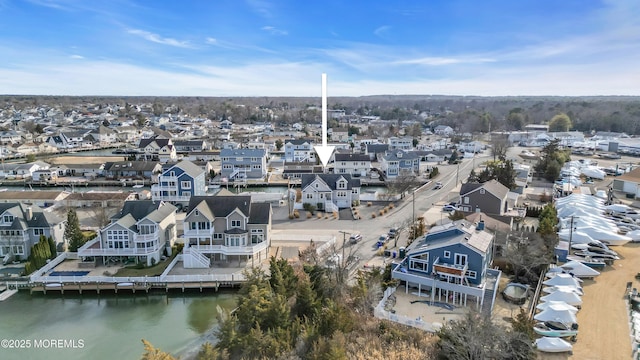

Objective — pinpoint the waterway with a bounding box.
[0,290,237,360]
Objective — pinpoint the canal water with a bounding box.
[0,290,237,360]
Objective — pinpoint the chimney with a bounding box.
[476,220,485,231]
[26,207,33,221]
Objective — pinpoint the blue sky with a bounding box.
[0,0,639,96]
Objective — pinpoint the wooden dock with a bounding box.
[29,280,240,295]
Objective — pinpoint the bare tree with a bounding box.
[503,232,553,285]
[490,135,510,161]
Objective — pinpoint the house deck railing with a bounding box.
[184,241,267,256]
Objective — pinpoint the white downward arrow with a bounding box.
[314,73,335,167]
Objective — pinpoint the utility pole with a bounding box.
[456,163,460,184]
[338,230,351,276]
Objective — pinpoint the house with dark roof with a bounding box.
[151,160,206,205]
[365,143,389,161]
[391,220,500,312]
[380,150,420,179]
[103,161,162,181]
[137,136,177,163]
[220,149,267,181]
[282,162,324,180]
[0,203,65,261]
[182,195,272,268]
[78,200,177,266]
[284,139,316,163]
[45,131,91,149]
[388,137,413,151]
[458,180,510,215]
[300,174,360,211]
[333,153,372,177]
[173,140,206,153]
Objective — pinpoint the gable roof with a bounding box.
[616,167,640,182]
[285,139,312,145]
[188,195,251,218]
[383,150,418,161]
[366,144,389,153]
[460,179,509,199]
[408,220,493,255]
[163,160,204,178]
[300,174,361,191]
[187,195,270,224]
[112,200,163,221]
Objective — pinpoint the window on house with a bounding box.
[3,215,13,223]
[252,165,261,169]
[181,181,191,189]
[409,253,429,272]
[170,171,175,176]
[236,157,243,161]
[251,229,264,244]
[454,253,467,267]
[231,220,241,227]
[480,189,485,194]
[34,228,44,236]
[251,157,258,162]
[306,194,313,199]
[464,197,469,204]
[443,250,451,258]
[465,270,477,279]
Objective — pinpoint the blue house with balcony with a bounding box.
[391,220,501,312]
[380,150,420,179]
[151,160,206,207]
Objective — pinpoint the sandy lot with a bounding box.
[46,155,124,165]
[536,243,640,360]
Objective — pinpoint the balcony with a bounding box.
[0,234,29,244]
[432,257,468,277]
[152,194,191,202]
[134,233,158,242]
[183,227,215,237]
[186,241,268,256]
[78,238,162,257]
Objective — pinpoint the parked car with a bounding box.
[388,228,398,239]
[377,234,389,247]
[434,182,443,189]
[349,233,363,244]
[443,204,458,212]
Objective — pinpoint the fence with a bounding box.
[373,287,437,333]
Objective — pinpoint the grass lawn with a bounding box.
[113,253,178,277]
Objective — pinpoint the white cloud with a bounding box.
[373,25,391,37]
[127,29,192,48]
[246,0,273,18]
[69,54,84,59]
[261,26,287,36]
[395,56,495,66]
[205,37,218,45]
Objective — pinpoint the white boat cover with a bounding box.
[543,285,583,296]
[605,204,631,213]
[536,301,579,314]
[581,167,606,180]
[543,273,583,287]
[535,337,573,353]
[534,307,578,324]
[540,290,583,306]
[627,230,640,241]
[559,260,601,278]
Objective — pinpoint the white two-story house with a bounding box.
[300,174,361,211]
[333,153,372,178]
[388,137,413,151]
[182,195,272,268]
[78,200,177,266]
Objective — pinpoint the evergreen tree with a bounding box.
[65,208,85,252]
[47,236,57,259]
